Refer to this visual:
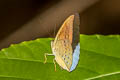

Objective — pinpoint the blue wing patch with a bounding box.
[70,43,80,71]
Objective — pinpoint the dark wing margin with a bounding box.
[72,13,80,53]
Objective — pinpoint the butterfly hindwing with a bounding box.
[54,40,73,70]
[70,13,80,71]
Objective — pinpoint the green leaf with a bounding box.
[0,35,120,80]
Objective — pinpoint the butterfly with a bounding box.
[44,13,80,72]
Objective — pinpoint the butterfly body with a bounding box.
[49,14,80,72]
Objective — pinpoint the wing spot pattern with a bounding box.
[68,56,69,59]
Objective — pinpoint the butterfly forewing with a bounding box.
[54,15,74,44]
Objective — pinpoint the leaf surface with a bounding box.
[0,35,120,80]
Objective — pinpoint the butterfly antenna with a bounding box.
[38,19,52,37]
[53,23,57,38]
[46,27,53,38]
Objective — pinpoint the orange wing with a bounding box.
[54,15,74,44]
[54,14,80,52]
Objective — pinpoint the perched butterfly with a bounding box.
[44,13,80,72]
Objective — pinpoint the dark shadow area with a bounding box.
[80,0,120,34]
[0,0,120,49]
[0,0,60,41]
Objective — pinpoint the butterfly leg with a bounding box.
[44,53,47,64]
[53,58,56,71]
[44,53,54,64]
